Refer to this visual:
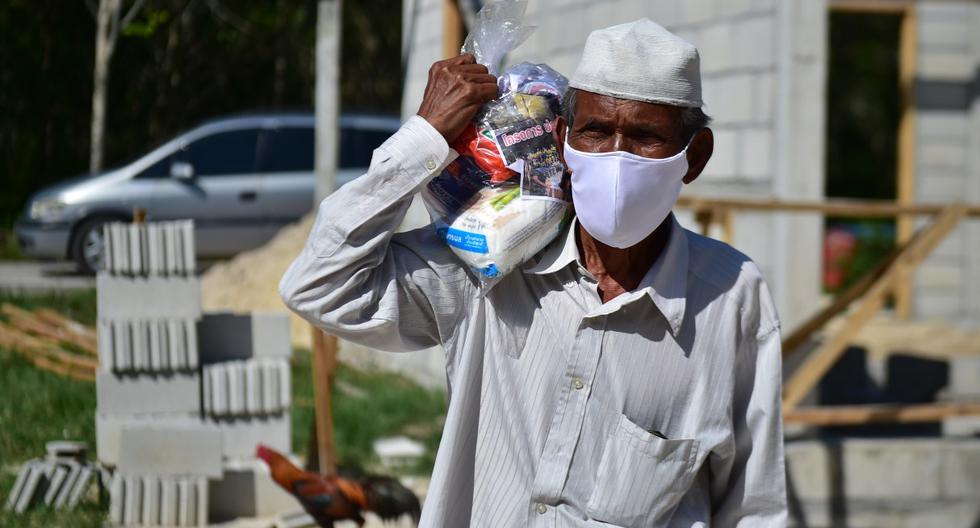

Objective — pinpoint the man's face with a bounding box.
[567,90,686,158]
[562,90,712,185]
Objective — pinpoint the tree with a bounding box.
[86,0,144,173]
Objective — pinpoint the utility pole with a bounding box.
[315,0,342,204]
[310,0,343,477]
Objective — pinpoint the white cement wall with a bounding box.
[912,2,980,327]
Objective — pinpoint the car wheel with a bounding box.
[71,217,117,275]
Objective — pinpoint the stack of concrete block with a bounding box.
[95,220,298,526]
[4,442,98,514]
[103,220,195,276]
[943,355,980,437]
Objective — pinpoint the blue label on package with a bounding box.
[438,227,489,254]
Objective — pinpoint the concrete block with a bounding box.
[949,355,980,397]
[96,275,201,320]
[178,478,194,526]
[182,220,196,275]
[165,223,178,276]
[701,128,738,179]
[109,472,124,523]
[209,459,298,521]
[733,15,775,69]
[263,360,282,413]
[96,412,201,466]
[102,224,113,274]
[98,319,114,371]
[943,415,980,437]
[96,370,200,415]
[918,51,975,80]
[198,312,292,364]
[142,475,160,526]
[118,424,223,478]
[843,439,943,500]
[51,461,81,508]
[228,361,245,415]
[124,474,142,525]
[131,320,148,371]
[185,318,199,368]
[43,465,68,505]
[149,320,164,371]
[941,441,980,498]
[210,366,228,415]
[111,320,131,371]
[168,318,186,370]
[210,413,291,459]
[160,477,178,526]
[147,223,162,276]
[128,224,143,276]
[739,127,772,179]
[246,361,262,414]
[66,465,94,508]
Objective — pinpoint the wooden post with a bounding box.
[311,327,339,475]
[442,0,463,59]
[895,5,918,319]
[785,402,980,426]
[782,205,967,411]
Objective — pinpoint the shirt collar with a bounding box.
[523,214,689,336]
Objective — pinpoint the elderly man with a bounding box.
[281,18,786,528]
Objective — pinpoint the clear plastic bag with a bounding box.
[422,0,571,293]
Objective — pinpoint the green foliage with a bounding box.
[290,347,447,473]
[825,13,901,201]
[0,229,24,260]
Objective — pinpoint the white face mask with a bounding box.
[565,142,689,249]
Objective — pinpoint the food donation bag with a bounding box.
[421,0,571,292]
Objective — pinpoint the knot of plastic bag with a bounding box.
[461,0,537,76]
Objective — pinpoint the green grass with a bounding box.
[0,291,448,524]
[0,288,97,326]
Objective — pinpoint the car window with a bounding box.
[257,127,314,173]
[136,154,173,179]
[176,129,260,176]
[339,128,393,168]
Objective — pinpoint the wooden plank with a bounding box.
[33,308,99,354]
[311,326,339,476]
[782,244,902,356]
[676,196,980,218]
[895,5,918,319]
[1,304,97,356]
[0,323,96,382]
[782,206,967,411]
[785,402,980,426]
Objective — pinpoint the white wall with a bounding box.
[913,2,980,327]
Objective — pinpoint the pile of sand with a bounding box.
[201,214,316,349]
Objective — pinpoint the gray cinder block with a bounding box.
[198,312,291,364]
[160,477,178,526]
[96,370,200,415]
[141,475,160,526]
[123,474,142,525]
[209,459,298,521]
[117,425,222,478]
[109,472,124,523]
[97,275,202,320]
[96,412,201,466]
[182,220,196,275]
[950,355,980,398]
[209,413,291,459]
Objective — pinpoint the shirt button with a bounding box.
[572,378,584,390]
[535,503,547,514]
[425,159,437,171]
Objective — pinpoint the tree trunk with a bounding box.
[90,0,122,173]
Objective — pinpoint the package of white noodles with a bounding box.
[422,0,572,293]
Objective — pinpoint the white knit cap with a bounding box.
[570,18,703,108]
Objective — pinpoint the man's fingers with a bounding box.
[471,82,499,101]
[453,63,490,74]
[462,73,498,85]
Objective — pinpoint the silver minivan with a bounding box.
[15,113,399,273]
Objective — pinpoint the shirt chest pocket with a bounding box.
[586,414,700,527]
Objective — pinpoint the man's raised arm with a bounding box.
[278,54,498,352]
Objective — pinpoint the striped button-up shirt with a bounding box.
[280,116,787,527]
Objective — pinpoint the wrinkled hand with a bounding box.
[417,54,498,143]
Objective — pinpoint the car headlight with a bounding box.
[29,197,67,221]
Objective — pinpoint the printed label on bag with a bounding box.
[438,227,489,254]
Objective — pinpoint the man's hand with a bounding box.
[417,54,498,143]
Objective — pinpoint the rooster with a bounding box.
[256,444,421,527]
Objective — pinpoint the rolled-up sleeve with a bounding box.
[710,325,788,526]
[279,116,471,352]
